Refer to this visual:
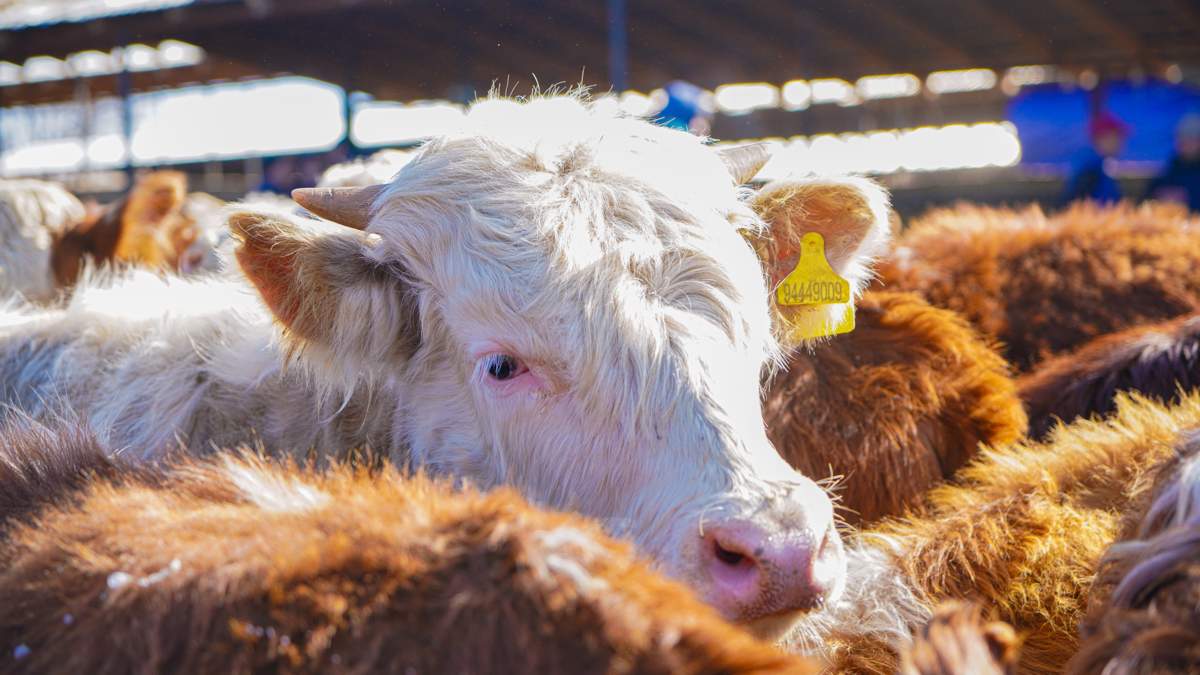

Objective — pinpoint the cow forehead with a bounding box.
[432,197,770,348]
[377,95,754,243]
[388,125,760,280]
[369,95,775,362]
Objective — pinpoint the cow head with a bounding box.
[51,171,194,287]
[232,95,890,639]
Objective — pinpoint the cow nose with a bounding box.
[701,519,844,626]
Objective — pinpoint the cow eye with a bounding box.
[484,354,526,381]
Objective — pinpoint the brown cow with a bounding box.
[878,202,1200,372]
[1067,428,1200,674]
[795,392,1200,674]
[51,171,196,286]
[1019,312,1200,438]
[766,291,1026,524]
[0,420,814,675]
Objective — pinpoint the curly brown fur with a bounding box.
[766,291,1026,524]
[1019,314,1200,439]
[899,602,1020,675]
[0,429,813,675]
[879,202,1200,372]
[812,393,1200,674]
[1066,431,1200,674]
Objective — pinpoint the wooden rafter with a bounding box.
[552,1,684,89]
[846,0,973,66]
[0,58,268,106]
[1048,0,1143,59]
[1159,0,1200,32]
[639,0,785,76]
[959,0,1055,63]
[0,0,394,62]
[745,0,893,76]
[469,2,606,89]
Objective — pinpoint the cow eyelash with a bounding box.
[480,353,528,382]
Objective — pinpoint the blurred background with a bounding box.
[0,0,1197,218]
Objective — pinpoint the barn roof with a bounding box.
[0,0,199,30]
[0,0,1196,108]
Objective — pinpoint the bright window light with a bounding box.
[618,90,661,117]
[756,136,808,181]
[158,40,205,68]
[352,100,466,147]
[808,133,851,172]
[856,73,920,100]
[0,0,195,30]
[131,77,345,163]
[721,120,1020,178]
[0,61,21,86]
[648,87,670,113]
[67,50,118,77]
[926,68,997,94]
[714,82,780,115]
[1001,65,1054,95]
[1,139,86,174]
[1005,65,1053,87]
[87,134,129,167]
[971,121,1022,166]
[810,78,859,106]
[781,80,811,111]
[22,56,67,83]
[121,44,160,72]
[857,131,904,174]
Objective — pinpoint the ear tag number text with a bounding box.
[775,232,855,339]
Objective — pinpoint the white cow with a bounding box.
[0,180,86,302]
[0,94,890,638]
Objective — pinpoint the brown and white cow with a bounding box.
[0,94,891,637]
[0,172,214,302]
[0,179,87,302]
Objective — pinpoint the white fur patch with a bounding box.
[783,541,929,658]
[529,525,610,594]
[221,459,330,513]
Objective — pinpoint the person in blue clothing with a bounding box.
[1063,111,1129,205]
[655,80,714,135]
[1146,114,1200,212]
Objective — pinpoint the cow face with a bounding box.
[233,96,890,638]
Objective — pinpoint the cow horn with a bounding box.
[718,143,771,185]
[291,185,385,230]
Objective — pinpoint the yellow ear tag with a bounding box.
[775,232,855,340]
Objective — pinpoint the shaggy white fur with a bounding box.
[318,149,417,188]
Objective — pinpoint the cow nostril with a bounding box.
[712,539,753,568]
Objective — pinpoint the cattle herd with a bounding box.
[0,94,1198,674]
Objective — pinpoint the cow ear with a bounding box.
[230,209,421,368]
[747,177,893,343]
[116,171,189,268]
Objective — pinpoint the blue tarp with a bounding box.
[1008,80,1200,170]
